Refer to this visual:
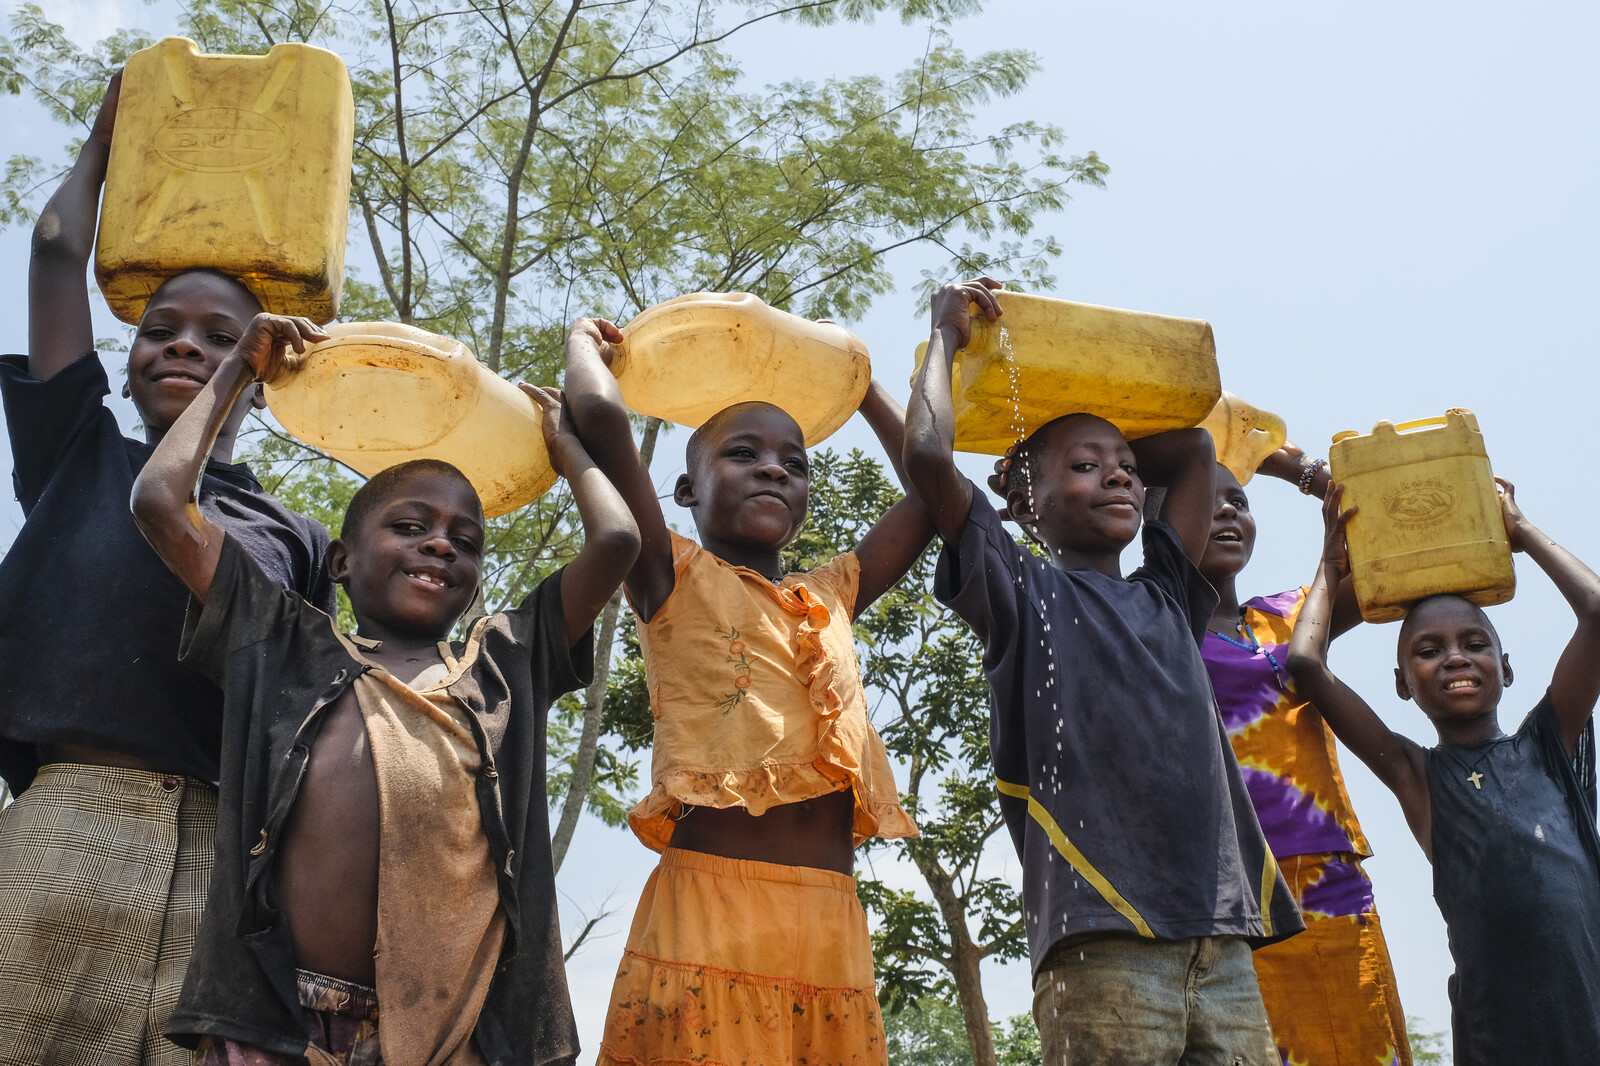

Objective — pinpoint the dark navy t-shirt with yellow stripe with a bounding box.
[936,492,1303,974]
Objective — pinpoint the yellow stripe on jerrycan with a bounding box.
[1328,409,1514,623]
[263,323,557,518]
[612,292,871,446]
[1199,391,1287,485]
[909,291,1220,454]
[94,37,354,325]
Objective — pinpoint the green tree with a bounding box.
[1407,1015,1450,1066]
[0,0,1104,875]
[884,995,1039,1066]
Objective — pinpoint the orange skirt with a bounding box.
[597,848,886,1066]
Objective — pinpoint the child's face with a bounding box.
[329,470,485,639]
[1019,415,1144,558]
[1198,465,1255,583]
[675,405,809,551]
[126,271,264,433]
[1395,596,1512,725]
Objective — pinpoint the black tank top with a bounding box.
[1427,693,1600,1065]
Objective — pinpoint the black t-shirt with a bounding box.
[1428,693,1600,1065]
[936,492,1303,973]
[0,352,334,790]
[169,534,590,1066]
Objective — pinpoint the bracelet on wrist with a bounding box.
[1298,458,1328,495]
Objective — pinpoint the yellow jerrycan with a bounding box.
[94,36,354,325]
[909,290,1220,454]
[263,323,557,518]
[611,292,871,446]
[1198,391,1287,484]
[1328,409,1514,623]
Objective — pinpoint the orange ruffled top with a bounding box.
[626,532,918,851]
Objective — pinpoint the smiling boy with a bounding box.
[904,278,1301,1065]
[1288,481,1600,1064]
[0,75,336,1065]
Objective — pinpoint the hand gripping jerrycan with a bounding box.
[94,37,354,325]
[909,290,1220,454]
[264,324,557,518]
[612,292,871,446]
[1329,409,1514,623]
[1198,391,1287,485]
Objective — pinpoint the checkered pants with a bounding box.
[0,763,218,1065]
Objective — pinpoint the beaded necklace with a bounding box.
[1212,621,1289,692]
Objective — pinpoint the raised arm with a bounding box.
[903,278,1001,545]
[1128,427,1216,564]
[1498,479,1600,753]
[30,73,120,381]
[1287,486,1431,853]
[521,386,640,646]
[130,315,327,601]
[1258,440,1362,636]
[848,381,936,618]
[560,318,673,620]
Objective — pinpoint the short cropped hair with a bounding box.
[147,268,264,318]
[1396,594,1503,666]
[1003,413,1120,499]
[340,459,479,541]
[684,401,799,476]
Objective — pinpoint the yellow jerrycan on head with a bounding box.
[909,290,1220,454]
[1198,391,1287,485]
[95,36,354,325]
[263,324,557,518]
[1328,409,1514,623]
[611,292,870,446]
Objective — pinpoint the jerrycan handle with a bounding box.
[605,338,631,379]
[1391,415,1450,433]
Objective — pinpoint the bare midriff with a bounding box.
[40,744,167,772]
[666,787,856,874]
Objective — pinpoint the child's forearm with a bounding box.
[548,436,641,645]
[1288,562,1339,672]
[562,332,631,444]
[29,138,111,379]
[130,358,252,599]
[903,325,972,542]
[1519,521,1600,624]
[859,380,911,487]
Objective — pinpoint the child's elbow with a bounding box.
[593,523,642,574]
[31,207,92,266]
[1285,650,1323,686]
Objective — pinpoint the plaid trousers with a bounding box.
[0,763,218,1066]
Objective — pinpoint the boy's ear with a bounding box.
[121,381,132,399]
[672,471,697,509]
[1501,653,1514,688]
[325,539,352,585]
[250,382,267,410]
[1004,485,1038,527]
[1394,666,1414,702]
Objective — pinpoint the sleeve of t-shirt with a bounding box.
[178,533,320,686]
[506,567,596,700]
[1131,519,1220,644]
[801,552,861,619]
[1520,689,1598,804]
[0,351,111,512]
[932,488,1024,651]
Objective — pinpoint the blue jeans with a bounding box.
[1032,935,1279,1066]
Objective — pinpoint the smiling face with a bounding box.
[328,465,486,642]
[1395,595,1512,731]
[675,402,809,553]
[126,270,264,435]
[1010,414,1144,564]
[1198,464,1256,583]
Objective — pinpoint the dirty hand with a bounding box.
[567,317,624,369]
[1320,482,1356,578]
[930,277,1003,350]
[234,314,328,385]
[519,384,579,475]
[1496,477,1528,552]
[89,70,123,149]
[987,444,1021,521]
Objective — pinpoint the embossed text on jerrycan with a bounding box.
[264,324,557,518]
[95,37,354,325]
[612,292,871,446]
[909,290,1220,454]
[1199,391,1287,485]
[1328,409,1514,623]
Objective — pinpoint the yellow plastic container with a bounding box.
[95,36,354,325]
[1199,391,1287,485]
[263,323,557,518]
[612,292,871,446]
[1329,409,1514,623]
[910,290,1220,454]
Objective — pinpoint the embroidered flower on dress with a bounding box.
[714,624,753,714]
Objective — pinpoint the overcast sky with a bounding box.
[2,0,1597,1055]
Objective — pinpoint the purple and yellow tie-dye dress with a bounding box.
[1203,588,1411,1066]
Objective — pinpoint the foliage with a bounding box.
[1407,1015,1451,1066]
[883,995,1039,1065]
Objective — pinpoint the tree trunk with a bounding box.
[549,416,664,872]
[915,853,998,1066]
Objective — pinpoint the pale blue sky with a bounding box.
[3,0,1597,1055]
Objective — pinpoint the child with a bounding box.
[903,278,1302,1065]
[127,318,639,1065]
[1198,457,1411,1066]
[1287,481,1600,1065]
[0,74,336,1065]
[560,315,926,1065]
